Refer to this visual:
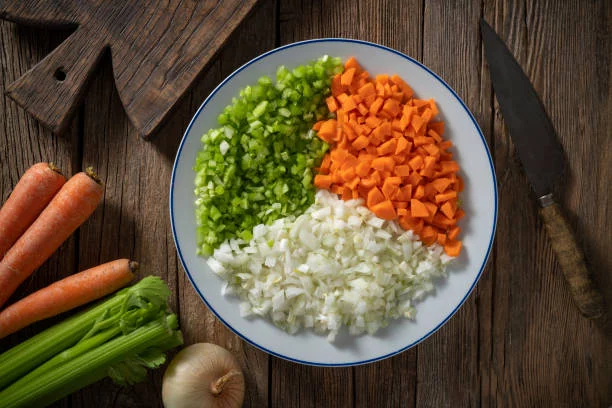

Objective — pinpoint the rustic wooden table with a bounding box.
[1,1,610,407]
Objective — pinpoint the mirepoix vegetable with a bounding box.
[313,57,464,256]
[194,55,344,256]
[0,168,104,308]
[0,276,183,408]
[162,343,245,408]
[0,162,66,259]
[0,259,137,339]
[209,190,453,342]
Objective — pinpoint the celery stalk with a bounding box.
[0,314,182,408]
[0,276,175,390]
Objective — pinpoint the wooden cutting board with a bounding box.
[0,0,259,138]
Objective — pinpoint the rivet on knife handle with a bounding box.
[539,200,606,319]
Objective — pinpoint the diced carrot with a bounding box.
[342,186,353,201]
[413,185,425,199]
[372,121,392,140]
[444,240,462,257]
[412,99,430,108]
[358,82,376,98]
[437,233,447,245]
[439,160,460,175]
[371,157,395,172]
[420,225,437,245]
[435,191,457,204]
[377,139,397,156]
[341,166,356,182]
[424,201,438,217]
[428,128,442,142]
[317,119,337,142]
[314,174,333,189]
[440,200,456,219]
[376,74,389,84]
[370,200,397,220]
[341,68,356,86]
[367,187,385,208]
[346,177,360,191]
[428,121,444,135]
[370,97,384,115]
[326,96,339,113]
[430,178,452,193]
[410,199,428,218]
[456,175,464,192]
[394,165,411,177]
[390,74,414,99]
[357,103,369,116]
[448,226,461,241]
[365,115,382,129]
[345,56,363,73]
[421,108,433,124]
[331,74,343,96]
[423,143,440,156]
[424,183,437,200]
[355,160,371,178]
[351,135,369,151]
[382,98,401,117]
[407,171,422,187]
[428,99,439,116]
[408,155,424,171]
[395,185,412,201]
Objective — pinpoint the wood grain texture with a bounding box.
[489,0,611,406]
[1,0,259,137]
[0,1,610,407]
[540,202,605,319]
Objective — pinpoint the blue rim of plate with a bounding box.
[170,38,498,367]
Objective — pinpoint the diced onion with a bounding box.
[210,190,454,341]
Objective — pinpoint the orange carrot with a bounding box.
[370,200,396,220]
[0,259,136,338]
[0,168,104,308]
[0,163,66,259]
[444,240,462,257]
[314,57,464,256]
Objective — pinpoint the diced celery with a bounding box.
[193,56,343,255]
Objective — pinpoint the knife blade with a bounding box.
[480,19,606,320]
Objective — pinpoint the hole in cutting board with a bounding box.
[54,68,66,81]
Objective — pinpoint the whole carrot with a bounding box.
[0,162,66,259]
[0,168,103,308]
[0,259,136,339]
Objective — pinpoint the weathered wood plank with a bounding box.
[0,21,79,408]
[416,1,490,407]
[489,0,611,406]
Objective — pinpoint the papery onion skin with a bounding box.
[162,343,245,408]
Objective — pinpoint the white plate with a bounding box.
[170,39,497,366]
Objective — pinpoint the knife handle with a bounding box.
[539,201,606,319]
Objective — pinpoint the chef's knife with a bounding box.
[480,19,605,320]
